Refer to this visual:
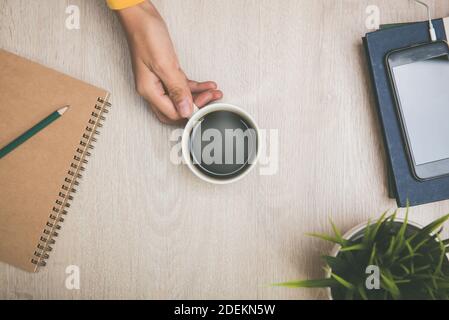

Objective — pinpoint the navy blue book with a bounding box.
[363,18,449,207]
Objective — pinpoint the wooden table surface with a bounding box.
[1,0,449,300]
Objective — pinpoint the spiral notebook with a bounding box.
[0,49,111,272]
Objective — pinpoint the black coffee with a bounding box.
[189,111,258,180]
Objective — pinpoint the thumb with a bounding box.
[161,71,193,118]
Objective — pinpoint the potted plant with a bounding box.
[276,210,449,300]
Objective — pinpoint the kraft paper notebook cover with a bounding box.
[0,49,110,272]
[363,17,449,207]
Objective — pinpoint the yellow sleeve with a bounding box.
[106,0,145,10]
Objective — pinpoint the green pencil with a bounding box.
[0,106,70,159]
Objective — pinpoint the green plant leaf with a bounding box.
[435,281,449,289]
[434,237,447,276]
[273,279,336,288]
[344,289,355,300]
[405,240,414,256]
[331,273,354,290]
[322,256,346,272]
[388,210,398,229]
[393,206,409,255]
[424,283,437,300]
[414,265,431,273]
[413,235,436,253]
[357,284,369,301]
[381,272,401,300]
[397,252,423,264]
[409,214,449,245]
[330,219,343,243]
[372,210,389,237]
[306,233,346,246]
[385,236,396,257]
[394,279,411,284]
[340,243,365,252]
[399,264,410,275]
[363,218,373,245]
[368,243,377,266]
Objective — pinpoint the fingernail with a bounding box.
[178,98,192,118]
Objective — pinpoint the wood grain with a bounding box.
[1,0,449,300]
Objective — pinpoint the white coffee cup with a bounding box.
[182,103,260,185]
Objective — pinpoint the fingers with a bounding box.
[134,59,183,123]
[188,80,217,93]
[149,103,185,126]
[152,66,194,118]
[193,89,223,108]
[134,60,224,124]
[189,80,223,107]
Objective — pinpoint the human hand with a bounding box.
[117,1,223,124]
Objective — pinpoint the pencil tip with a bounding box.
[58,106,70,115]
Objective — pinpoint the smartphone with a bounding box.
[386,41,449,181]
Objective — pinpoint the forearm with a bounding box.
[111,0,222,123]
[116,1,176,71]
[116,1,165,34]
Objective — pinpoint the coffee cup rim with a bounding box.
[182,103,260,185]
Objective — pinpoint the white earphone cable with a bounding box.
[413,0,437,42]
